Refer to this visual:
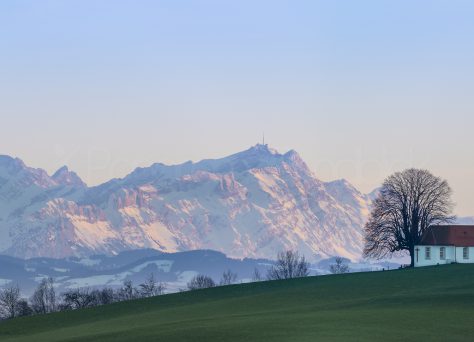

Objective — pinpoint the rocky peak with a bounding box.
[0,155,57,188]
[283,149,311,172]
[52,166,86,187]
[247,143,277,155]
[0,155,27,174]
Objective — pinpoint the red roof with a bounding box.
[420,225,474,246]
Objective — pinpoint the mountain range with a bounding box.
[0,145,372,261]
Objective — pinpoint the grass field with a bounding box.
[1,264,474,341]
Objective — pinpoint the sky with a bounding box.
[0,0,473,215]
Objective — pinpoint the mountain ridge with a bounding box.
[0,145,371,261]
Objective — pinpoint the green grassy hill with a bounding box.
[1,264,474,341]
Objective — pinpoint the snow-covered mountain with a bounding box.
[0,145,371,261]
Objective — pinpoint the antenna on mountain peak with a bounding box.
[262,132,265,146]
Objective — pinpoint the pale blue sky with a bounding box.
[1,1,473,215]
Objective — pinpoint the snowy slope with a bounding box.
[0,145,372,261]
[0,249,271,295]
[0,249,399,296]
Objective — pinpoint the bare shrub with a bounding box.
[329,257,350,274]
[219,270,238,286]
[267,251,310,280]
[187,275,216,290]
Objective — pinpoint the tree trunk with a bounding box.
[409,247,415,267]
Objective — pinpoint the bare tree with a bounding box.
[252,268,263,282]
[266,251,310,280]
[139,273,166,297]
[88,288,115,306]
[329,257,350,274]
[116,280,137,301]
[219,270,238,286]
[364,169,455,266]
[187,275,216,290]
[30,277,56,314]
[0,285,21,319]
[97,287,115,305]
[16,299,33,317]
[61,288,94,310]
[88,289,102,307]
